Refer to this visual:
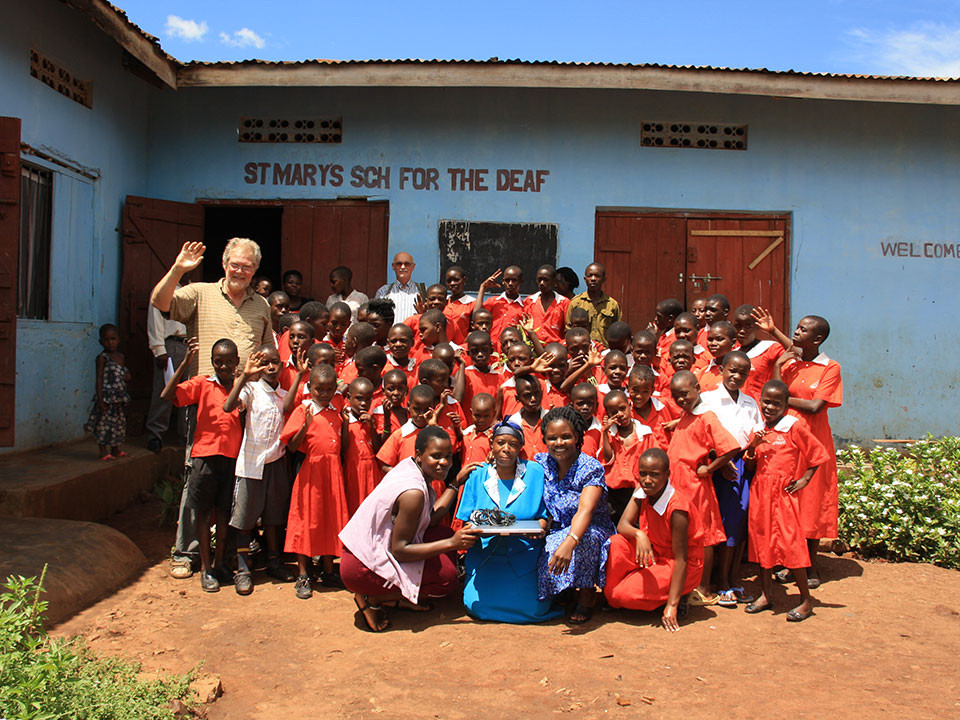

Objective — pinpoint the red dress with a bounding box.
[281,402,349,557]
[632,396,676,449]
[344,416,383,516]
[666,407,740,545]
[780,354,843,538]
[748,415,830,569]
[741,340,785,402]
[605,484,705,610]
[601,421,658,490]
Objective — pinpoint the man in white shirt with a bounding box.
[145,300,189,452]
[325,265,369,324]
[374,252,420,323]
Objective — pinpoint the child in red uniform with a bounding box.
[374,368,409,441]
[597,350,630,408]
[339,322,376,384]
[268,291,290,347]
[667,370,741,605]
[458,331,503,422]
[298,301,329,347]
[282,363,350,598]
[540,342,572,409]
[601,389,657,523]
[604,321,634,358]
[475,266,526,348]
[524,264,568,344]
[283,342,337,414]
[325,302,352,358]
[695,321,737,392]
[669,312,710,372]
[162,338,242,593]
[743,380,830,621]
[342,377,384,516]
[653,298,683,362]
[418,359,466,456]
[630,330,669,395]
[731,304,792,402]
[628,365,674,448]
[605,448,703,631]
[384,323,419,387]
[774,315,842,588]
[444,265,476,339]
[690,297,707,332]
[497,340,532,417]
[278,321,315,390]
[698,294,730,348]
[571,382,603,457]
[506,374,548,459]
[470,307,494,335]
[461,393,497,465]
[413,309,459,364]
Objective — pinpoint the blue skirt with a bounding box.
[713,457,752,547]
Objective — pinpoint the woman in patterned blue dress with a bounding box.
[536,407,616,624]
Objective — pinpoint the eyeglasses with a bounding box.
[227,262,255,274]
[393,261,414,267]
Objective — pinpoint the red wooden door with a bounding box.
[595,212,686,332]
[0,117,21,446]
[281,200,388,301]
[120,196,204,426]
[685,218,789,330]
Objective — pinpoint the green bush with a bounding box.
[0,569,195,720]
[838,436,960,570]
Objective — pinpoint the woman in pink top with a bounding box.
[339,426,482,632]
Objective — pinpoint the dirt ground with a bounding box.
[54,496,960,719]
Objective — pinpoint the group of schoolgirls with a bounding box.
[161,261,842,624]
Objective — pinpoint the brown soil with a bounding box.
[54,497,960,719]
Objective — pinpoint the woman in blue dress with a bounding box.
[536,407,617,624]
[456,422,563,623]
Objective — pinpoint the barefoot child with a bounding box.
[281,363,350,598]
[774,315,842,589]
[601,389,657,523]
[604,449,703,631]
[222,345,295,595]
[666,370,741,605]
[162,338,242,593]
[342,377,384,515]
[743,380,829,621]
[86,323,131,460]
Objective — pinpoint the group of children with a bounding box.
[102,260,841,625]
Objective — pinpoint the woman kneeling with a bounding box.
[604,449,703,632]
[339,427,481,631]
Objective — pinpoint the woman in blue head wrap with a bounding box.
[455,421,564,623]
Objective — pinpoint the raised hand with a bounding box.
[530,350,557,374]
[751,306,776,333]
[173,242,205,273]
[480,269,503,291]
[293,346,310,374]
[424,404,441,426]
[586,345,603,368]
[242,351,268,378]
[184,337,200,361]
[414,294,426,315]
[447,411,462,428]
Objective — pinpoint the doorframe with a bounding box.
[594,207,792,327]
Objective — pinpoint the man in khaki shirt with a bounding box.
[150,238,274,376]
[565,262,622,347]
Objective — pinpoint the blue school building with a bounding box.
[2,0,959,453]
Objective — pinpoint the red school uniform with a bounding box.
[383,353,419,389]
[174,376,243,458]
[462,364,504,422]
[461,424,494,465]
[343,413,384,516]
[604,483,705,611]
[523,292,569,344]
[601,420,658,490]
[484,293,526,349]
[633,395,675,449]
[499,375,521,418]
[655,328,675,362]
[666,405,740,545]
[741,340,785,402]
[780,353,843,539]
[542,380,568,411]
[748,415,830,569]
[507,409,548,460]
[581,417,603,458]
[340,359,358,385]
[694,360,723,393]
[376,420,450,501]
[280,401,349,557]
[436,395,467,453]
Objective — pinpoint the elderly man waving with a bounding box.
[151,238,274,374]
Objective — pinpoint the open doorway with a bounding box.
[203,206,283,288]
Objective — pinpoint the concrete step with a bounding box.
[0,437,184,522]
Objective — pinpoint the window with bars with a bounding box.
[19,164,52,319]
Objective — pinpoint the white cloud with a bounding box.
[219,28,266,49]
[165,15,208,42]
[849,23,960,78]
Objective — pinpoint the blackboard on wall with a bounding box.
[438,220,559,295]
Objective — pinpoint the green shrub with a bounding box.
[0,569,195,720]
[838,436,960,570]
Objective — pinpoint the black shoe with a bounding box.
[295,573,313,599]
[214,565,234,586]
[234,571,253,596]
[200,570,220,593]
[146,436,162,453]
[320,566,344,589]
[266,563,296,583]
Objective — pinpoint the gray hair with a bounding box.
[222,237,262,267]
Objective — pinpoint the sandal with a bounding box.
[115,451,129,458]
[774,568,794,584]
[100,454,116,461]
[716,589,738,607]
[688,588,719,607]
[730,586,756,604]
[745,601,773,614]
[169,559,193,580]
[568,603,594,624]
[786,609,812,622]
[354,594,391,632]
[807,576,822,590]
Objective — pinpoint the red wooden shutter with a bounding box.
[120,196,203,427]
[0,117,20,446]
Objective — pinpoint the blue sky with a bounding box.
[123,1,960,77]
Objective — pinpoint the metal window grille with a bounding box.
[641,122,747,150]
[238,117,342,143]
[30,50,93,108]
[18,164,52,320]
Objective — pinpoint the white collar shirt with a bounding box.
[235,379,289,479]
[701,387,763,449]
